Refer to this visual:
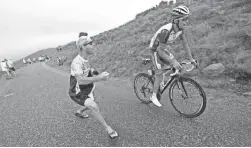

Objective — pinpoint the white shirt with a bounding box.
[150,23,182,48]
[70,54,95,95]
[71,54,91,77]
[7,60,14,68]
[1,61,7,71]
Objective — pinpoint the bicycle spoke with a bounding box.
[134,73,154,103]
[169,77,206,118]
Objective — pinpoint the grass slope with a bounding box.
[18,0,251,80]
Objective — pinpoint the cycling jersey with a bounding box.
[149,23,183,52]
[69,54,95,100]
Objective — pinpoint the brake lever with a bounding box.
[191,60,199,69]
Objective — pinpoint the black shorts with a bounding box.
[69,90,94,106]
[9,67,15,71]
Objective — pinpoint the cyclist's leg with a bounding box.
[153,69,163,94]
[157,48,180,70]
[150,57,164,107]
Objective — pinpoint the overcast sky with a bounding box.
[0,0,164,61]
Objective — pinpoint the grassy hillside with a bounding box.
[20,0,251,80]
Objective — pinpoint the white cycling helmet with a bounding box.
[171,5,190,20]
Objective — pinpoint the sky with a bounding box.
[0,0,164,61]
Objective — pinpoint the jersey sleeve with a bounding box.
[156,29,170,44]
[150,40,159,52]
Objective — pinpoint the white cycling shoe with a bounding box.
[150,95,162,107]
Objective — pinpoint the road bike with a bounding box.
[134,58,206,118]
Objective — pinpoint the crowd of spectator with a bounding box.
[23,55,50,66]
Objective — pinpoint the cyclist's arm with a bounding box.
[180,32,193,60]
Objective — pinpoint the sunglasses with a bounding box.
[84,41,93,46]
[180,17,189,21]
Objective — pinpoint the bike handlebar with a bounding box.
[142,58,199,76]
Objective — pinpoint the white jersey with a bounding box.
[149,23,183,49]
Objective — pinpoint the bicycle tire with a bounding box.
[134,73,154,104]
[169,76,206,118]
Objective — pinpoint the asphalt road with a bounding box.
[0,62,250,146]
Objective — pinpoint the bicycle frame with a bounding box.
[148,69,177,94]
[142,58,196,95]
[159,75,176,94]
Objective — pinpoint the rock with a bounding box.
[229,79,236,82]
[243,92,251,97]
[202,63,225,76]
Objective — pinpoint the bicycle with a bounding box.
[133,58,206,118]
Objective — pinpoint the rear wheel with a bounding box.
[134,73,154,104]
[169,76,206,118]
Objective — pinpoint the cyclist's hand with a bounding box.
[99,72,110,81]
[173,62,182,70]
[190,59,199,67]
[156,63,162,69]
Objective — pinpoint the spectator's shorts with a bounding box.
[69,92,94,106]
[9,67,15,71]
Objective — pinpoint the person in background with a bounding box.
[6,58,16,77]
[27,58,32,64]
[1,59,10,78]
[23,59,27,66]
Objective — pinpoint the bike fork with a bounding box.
[177,81,188,99]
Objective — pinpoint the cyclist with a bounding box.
[69,32,118,138]
[148,5,197,107]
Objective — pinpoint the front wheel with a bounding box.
[169,76,206,118]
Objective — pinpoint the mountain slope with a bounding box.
[19,0,251,79]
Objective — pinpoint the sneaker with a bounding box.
[106,126,119,139]
[150,95,162,107]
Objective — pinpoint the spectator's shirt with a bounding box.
[69,54,95,97]
[7,60,14,68]
[1,61,7,71]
